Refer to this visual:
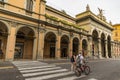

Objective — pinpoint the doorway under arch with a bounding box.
[82,39,88,57]
[101,33,106,57]
[92,30,99,56]
[44,32,56,58]
[107,35,111,58]
[15,27,35,59]
[61,35,69,58]
[73,37,79,55]
[0,21,8,60]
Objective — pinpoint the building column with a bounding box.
[55,35,61,59]
[5,23,16,61]
[69,37,73,58]
[105,40,108,58]
[36,29,45,60]
[87,37,92,57]
[111,42,114,58]
[32,34,37,60]
[98,38,102,59]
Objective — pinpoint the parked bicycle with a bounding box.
[75,61,90,77]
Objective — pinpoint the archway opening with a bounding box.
[92,30,99,56]
[101,33,106,57]
[15,27,35,59]
[73,37,79,56]
[82,39,88,57]
[61,35,69,58]
[0,21,8,60]
[107,35,111,58]
[44,32,56,58]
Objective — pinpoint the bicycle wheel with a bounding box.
[84,66,90,75]
[75,68,81,77]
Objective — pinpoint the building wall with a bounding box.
[0,0,117,61]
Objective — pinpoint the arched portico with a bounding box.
[92,30,99,56]
[73,37,79,55]
[82,39,88,57]
[0,21,8,60]
[107,35,111,58]
[15,27,35,59]
[44,32,56,58]
[101,33,106,57]
[61,35,69,58]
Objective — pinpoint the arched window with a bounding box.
[26,0,33,12]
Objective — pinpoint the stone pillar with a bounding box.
[5,22,16,61]
[111,42,114,58]
[87,37,92,57]
[55,35,61,59]
[37,29,45,60]
[98,38,102,59]
[105,40,108,58]
[79,39,82,53]
[32,35,37,60]
[69,37,73,58]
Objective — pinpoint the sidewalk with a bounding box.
[0,61,14,69]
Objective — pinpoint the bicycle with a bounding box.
[74,61,90,77]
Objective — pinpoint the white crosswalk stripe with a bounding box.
[12,61,86,80]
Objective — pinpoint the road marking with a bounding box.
[88,78,98,80]
[18,65,56,70]
[23,69,68,77]
[12,61,87,80]
[21,66,61,73]
[57,74,86,80]
[0,66,14,69]
[25,71,74,80]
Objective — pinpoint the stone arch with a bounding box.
[92,29,99,56]
[15,26,35,59]
[101,33,106,57]
[73,37,79,55]
[107,35,111,58]
[82,39,88,57]
[44,32,56,58]
[16,25,37,37]
[0,21,9,59]
[61,35,69,58]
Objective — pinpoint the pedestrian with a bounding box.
[70,54,76,71]
[76,52,85,71]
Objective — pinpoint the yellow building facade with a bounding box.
[112,24,120,57]
[0,0,116,61]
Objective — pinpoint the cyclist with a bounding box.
[76,52,85,71]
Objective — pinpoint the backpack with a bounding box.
[70,56,75,62]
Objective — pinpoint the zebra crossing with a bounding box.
[12,61,86,80]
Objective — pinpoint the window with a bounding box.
[26,0,33,11]
[26,0,33,15]
[0,0,4,7]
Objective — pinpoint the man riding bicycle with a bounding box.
[76,52,85,71]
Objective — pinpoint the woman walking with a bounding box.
[70,54,76,71]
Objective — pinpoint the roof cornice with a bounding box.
[76,11,113,30]
[46,5,75,21]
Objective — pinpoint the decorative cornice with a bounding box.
[46,5,75,21]
[76,11,113,31]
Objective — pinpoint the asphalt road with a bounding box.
[0,58,120,80]
[51,59,120,80]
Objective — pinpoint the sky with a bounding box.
[46,0,120,25]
